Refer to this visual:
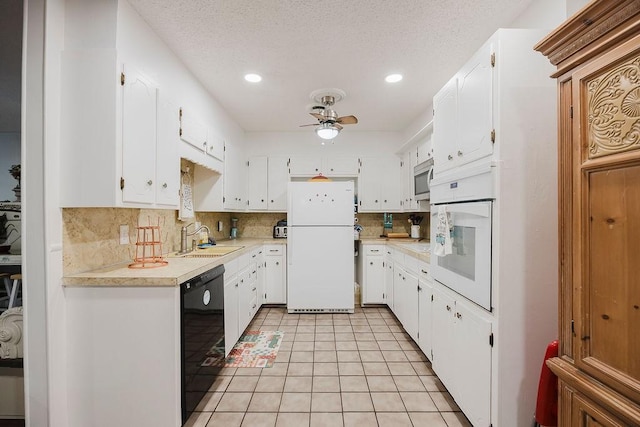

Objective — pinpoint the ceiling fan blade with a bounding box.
[309,112,325,121]
[334,123,343,130]
[336,115,358,125]
[299,123,319,127]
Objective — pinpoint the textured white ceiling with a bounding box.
[127,0,535,133]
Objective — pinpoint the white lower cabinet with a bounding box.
[417,263,433,361]
[264,245,287,304]
[254,247,265,308]
[224,272,240,356]
[237,267,253,333]
[432,284,492,427]
[224,252,259,355]
[358,244,386,305]
[393,264,419,342]
[384,248,395,311]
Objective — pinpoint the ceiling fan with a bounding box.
[299,92,358,140]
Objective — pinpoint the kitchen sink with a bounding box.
[169,246,244,258]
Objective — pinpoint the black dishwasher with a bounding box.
[180,264,225,424]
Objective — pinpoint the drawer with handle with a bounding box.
[264,245,284,256]
[364,245,385,256]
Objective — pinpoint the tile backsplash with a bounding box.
[62,209,429,275]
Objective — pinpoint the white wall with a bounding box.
[510,0,567,29]
[0,133,21,201]
[44,0,67,425]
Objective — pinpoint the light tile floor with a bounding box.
[185,306,472,427]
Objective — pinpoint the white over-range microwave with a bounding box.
[414,158,434,201]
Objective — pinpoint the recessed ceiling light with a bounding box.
[385,74,403,83]
[244,73,262,83]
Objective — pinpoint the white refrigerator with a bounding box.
[287,181,355,313]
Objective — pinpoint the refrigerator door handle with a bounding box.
[288,234,292,266]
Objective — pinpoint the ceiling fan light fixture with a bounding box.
[244,73,262,83]
[385,73,403,83]
[316,123,340,140]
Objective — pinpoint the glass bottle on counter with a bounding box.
[230,218,238,239]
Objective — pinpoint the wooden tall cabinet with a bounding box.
[535,2,640,425]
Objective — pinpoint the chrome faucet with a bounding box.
[179,223,212,254]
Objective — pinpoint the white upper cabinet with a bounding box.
[223,140,246,210]
[179,108,224,172]
[267,156,289,211]
[247,156,289,212]
[121,65,158,205]
[456,39,494,168]
[289,156,358,177]
[247,156,268,210]
[155,96,180,207]
[359,157,403,212]
[324,157,359,176]
[288,156,322,176]
[433,36,494,175]
[433,78,459,174]
[416,132,434,165]
[60,54,181,208]
[179,107,208,153]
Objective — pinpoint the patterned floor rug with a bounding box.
[201,330,284,368]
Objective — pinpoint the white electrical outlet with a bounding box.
[119,225,129,245]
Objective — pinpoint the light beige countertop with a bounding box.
[63,238,286,288]
[63,237,430,287]
[360,238,431,263]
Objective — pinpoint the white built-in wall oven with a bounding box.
[430,164,494,311]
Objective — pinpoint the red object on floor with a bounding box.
[535,340,559,426]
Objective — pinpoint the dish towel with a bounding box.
[179,172,194,221]
[433,205,453,256]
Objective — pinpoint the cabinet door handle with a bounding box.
[375,199,378,203]
[371,249,379,253]
[235,283,239,288]
[252,287,256,292]
[370,262,374,265]
[147,180,153,186]
[162,183,167,188]
[253,304,257,309]
[456,312,462,319]
[269,249,278,252]
[271,199,274,203]
[421,269,428,274]
[446,305,451,311]
[457,150,463,157]
[448,155,453,161]
[261,199,265,202]
[417,285,422,291]
[276,261,279,265]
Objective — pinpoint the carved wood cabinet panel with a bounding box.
[536,1,640,425]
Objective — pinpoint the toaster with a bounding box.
[273,226,287,238]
